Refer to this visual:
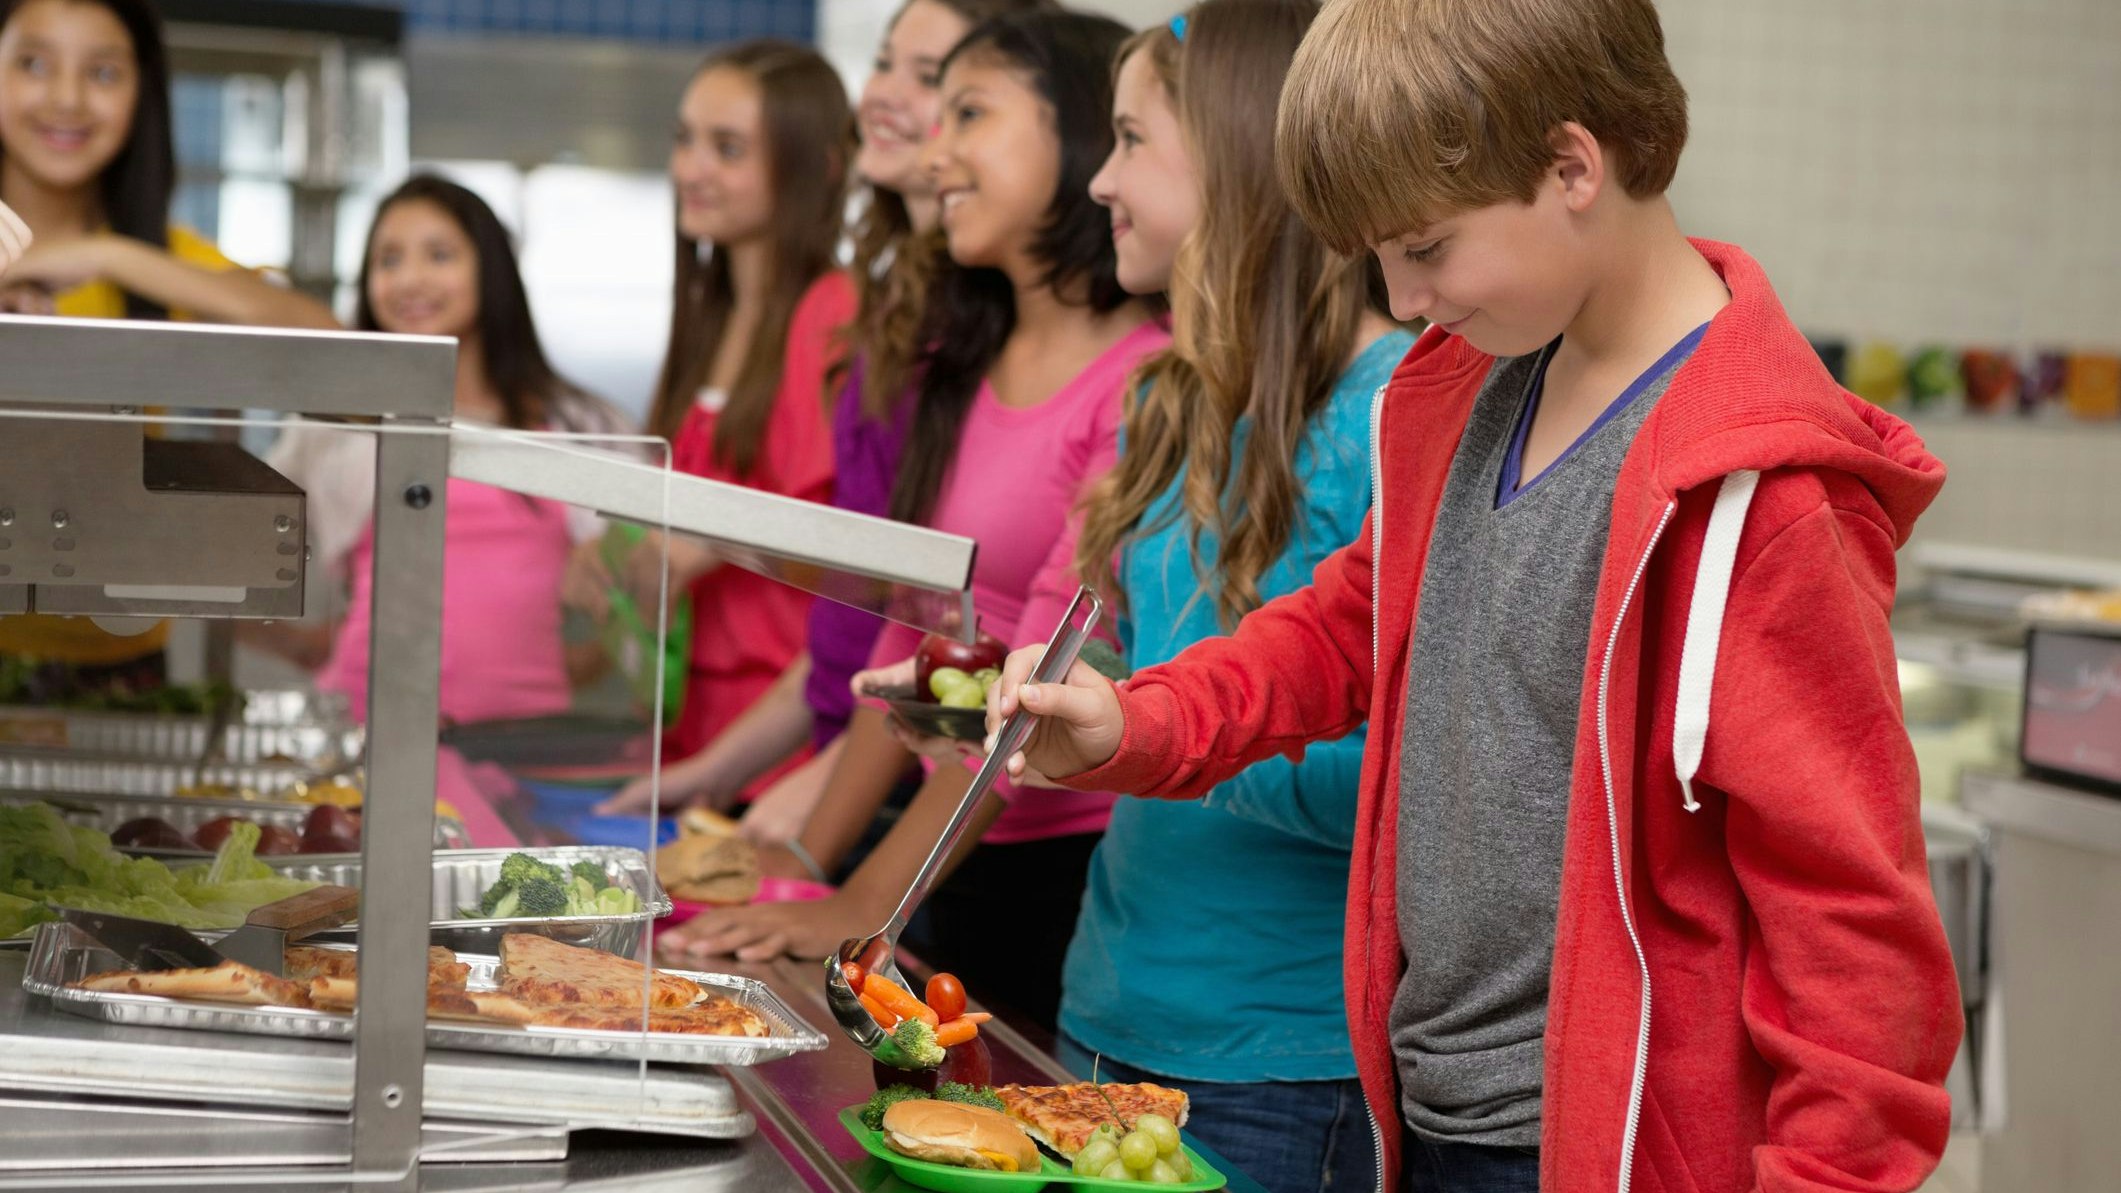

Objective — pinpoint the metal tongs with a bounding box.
[826,586,1103,1066]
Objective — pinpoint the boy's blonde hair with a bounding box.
[1276,0,1688,254]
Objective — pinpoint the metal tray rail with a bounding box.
[23,922,828,1067]
[274,846,672,956]
[0,691,361,767]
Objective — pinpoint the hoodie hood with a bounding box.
[1643,239,1945,546]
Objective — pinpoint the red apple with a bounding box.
[111,816,193,851]
[192,815,250,852]
[936,1034,993,1087]
[255,824,303,855]
[301,798,358,844]
[300,831,362,855]
[913,630,1009,701]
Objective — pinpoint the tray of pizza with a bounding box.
[22,923,828,1067]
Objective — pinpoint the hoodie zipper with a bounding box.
[1366,381,1389,1193]
[1596,500,1678,1193]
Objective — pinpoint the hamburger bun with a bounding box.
[678,806,740,838]
[881,1100,1041,1173]
[655,831,760,905]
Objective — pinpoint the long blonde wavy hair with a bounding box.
[1076,0,1384,629]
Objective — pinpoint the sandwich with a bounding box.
[880,1100,1042,1173]
[655,830,761,905]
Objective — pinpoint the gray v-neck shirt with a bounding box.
[1390,339,1693,1144]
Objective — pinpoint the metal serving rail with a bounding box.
[0,313,978,1189]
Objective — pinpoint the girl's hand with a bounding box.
[5,236,113,292]
[0,202,31,277]
[0,284,54,315]
[656,889,874,963]
[984,644,1125,782]
[620,531,718,616]
[851,657,981,767]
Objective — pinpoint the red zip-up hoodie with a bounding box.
[1069,241,1962,1193]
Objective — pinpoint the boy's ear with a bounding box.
[1548,122,1605,214]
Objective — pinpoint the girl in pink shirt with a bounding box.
[258,176,631,844]
[587,42,858,785]
[665,10,1164,1033]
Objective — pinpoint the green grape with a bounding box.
[1135,1113,1180,1155]
[1098,1157,1134,1181]
[1075,1139,1120,1175]
[1145,1158,1183,1185]
[1118,1130,1159,1171]
[1169,1150,1194,1181]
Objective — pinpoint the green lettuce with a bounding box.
[1,802,316,937]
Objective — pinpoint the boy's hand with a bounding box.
[984,643,1124,782]
[0,202,31,277]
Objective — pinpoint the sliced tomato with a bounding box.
[925,972,967,1022]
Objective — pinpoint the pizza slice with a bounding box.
[993,1082,1191,1157]
[521,994,768,1037]
[284,945,468,991]
[496,933,702,1010]
[305,977,538,1025]
[76,960,311,1009]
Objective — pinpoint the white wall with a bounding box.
[1661,0,2121,351]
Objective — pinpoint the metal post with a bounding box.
[351,423,448,1184]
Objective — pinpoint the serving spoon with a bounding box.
[826,586,1103,1067]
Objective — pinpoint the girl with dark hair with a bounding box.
[0,0,332,325]
[596,0,1050,832]
[582,39,859,787]
[0,0,337,687]
[256,175,630,748]
[663,9,1165,1036]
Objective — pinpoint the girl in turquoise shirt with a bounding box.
[1065,3,1412,1190]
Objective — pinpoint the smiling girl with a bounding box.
[596,0,1048,836]
[586,41,859,781]
[0,0,332,325]
[259,176,630,736]
[662,9,1163,1034]
[0,0,336,698]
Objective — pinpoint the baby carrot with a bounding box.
[859,992,898,1029]
[934,1017,981,1048]
[865,974,940,1026]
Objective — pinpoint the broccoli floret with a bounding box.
[891,1018,945,1067]
[935,1082,1003,1113]
[498,853,566,889]
[570,861,609,888]
[858,1084,931,1131]
[511,875,570,916]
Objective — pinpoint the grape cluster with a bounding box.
[1070,1114,1191,1184]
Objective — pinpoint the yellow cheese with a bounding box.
[975,1150,1019,1172]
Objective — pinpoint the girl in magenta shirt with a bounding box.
[588,42,858,783]
[665,10,1163,1033]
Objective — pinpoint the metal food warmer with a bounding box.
[0,313,1219,1191]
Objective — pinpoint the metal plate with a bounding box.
[276,846,673,957]
[24,922,828,1067]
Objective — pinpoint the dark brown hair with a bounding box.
[354,174,582,432]
[1277,0,1690,254]
[888,8,1137,525]
[647,40,854,473]
[1078,0,1385,628]
[842,0,1057,422]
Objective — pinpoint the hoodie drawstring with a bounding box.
[1673,469,1759,812]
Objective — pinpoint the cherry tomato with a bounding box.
[926,973,967,1022]
[842,962,867,995]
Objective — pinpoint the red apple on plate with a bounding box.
[913,630,1008,702]
[192,815,250,852]
[111,816,193,851]
[302,804,360,853]
[256,824,303,855]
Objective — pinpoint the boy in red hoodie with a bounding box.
[984,1,1963,1190]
